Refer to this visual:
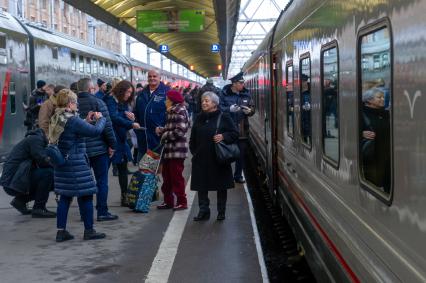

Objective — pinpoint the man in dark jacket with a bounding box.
[133,69,170,158]
[220,72,255,183]
[95,78,107,100]
[76,78,117,221]
[25,80,48,131]
[0,129,55,217]
[193,79,220,122]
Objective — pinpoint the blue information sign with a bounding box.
[159,45,169,53]
[211,44,220,53]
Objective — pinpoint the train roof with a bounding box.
[0,12,28,36]
[25,23,128,64]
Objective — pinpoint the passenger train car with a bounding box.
[0,11,198,162]
[243,0,426,282]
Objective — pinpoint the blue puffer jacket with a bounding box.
[133,82,170,153]
[104,95,133,164]
[54,116,106,197]
[77,92,116,157]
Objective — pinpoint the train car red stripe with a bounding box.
[280,172,360,283]
[0,71,11,140]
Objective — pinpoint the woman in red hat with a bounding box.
[155,89,190,210]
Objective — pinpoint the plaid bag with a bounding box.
[139,149,162,174]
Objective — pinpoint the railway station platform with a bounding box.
[0,160,266,282]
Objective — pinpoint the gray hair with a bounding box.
[201,91,220,105]
[362,88,384,103]
[77,77,93,93]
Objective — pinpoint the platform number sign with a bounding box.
[211,44,220,53]
[159,45,169,53]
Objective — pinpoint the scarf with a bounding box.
[48,108,77,144]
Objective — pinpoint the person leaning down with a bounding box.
[49,89,107,242]
[190,91,239,221]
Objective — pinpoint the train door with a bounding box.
[269,52,279,198]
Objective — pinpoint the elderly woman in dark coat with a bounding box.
[190,91,239,221]
[361,87,390,193]
[49,89,107,242]
[104,80,141,206]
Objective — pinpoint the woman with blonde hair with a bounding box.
[49,89,107,242]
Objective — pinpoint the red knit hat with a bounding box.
[166,89,184,103]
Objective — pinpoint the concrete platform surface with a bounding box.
[0,161,264,283]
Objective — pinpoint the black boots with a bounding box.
[121,194,128,207]
[10,198,31,215]
[83,229,106,240]
[193,211,210,221]
[32,208,57,218]
[217,212,226,221]
[56,230,74,242]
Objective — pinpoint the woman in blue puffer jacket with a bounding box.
[48,89,107,242]
[104,80,141,206]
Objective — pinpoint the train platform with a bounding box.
[0,161,267,282]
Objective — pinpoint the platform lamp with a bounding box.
[190,65,195,71]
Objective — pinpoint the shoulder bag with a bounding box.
[215,113,240,164]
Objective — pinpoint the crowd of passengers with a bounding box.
[0,70,255,242]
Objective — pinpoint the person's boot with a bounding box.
[32,208,57,218]
[56,230,74,242]
[84,229,106,240]
[112,164,118,176]
[217,212,226,221]
[193,211,210,221]
[10,198,31,215]
[121,194,128,207]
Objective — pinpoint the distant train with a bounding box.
[0,10,198,162]
[244,0,426,282]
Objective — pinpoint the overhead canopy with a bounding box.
[63,0,241,78]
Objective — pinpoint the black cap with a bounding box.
[37,80,46,89]
[301,74,309,81]
[230,72,244,83]
[97,78,106,87]
[136,83,143,88]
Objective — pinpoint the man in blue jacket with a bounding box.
[95,78,107,100]
[220,72,255,184]
[76,78,117,221]
[133,69,170,158]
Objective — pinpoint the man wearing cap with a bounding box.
[95,78,107,100]
[134,69,170,157]
[135,83,143,93]
[220,72,255,184]
[25,80,48,131]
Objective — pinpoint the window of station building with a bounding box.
[99,61,104,75]
[321,43,339,165]
[358,21,393,200]
[71,53,76,71]
[105,63,109,76]
[86,58,91,74]
[285,62,294,137]
[115,64,118,76]
[52,47,58,59]
[0,34,7,65]
[9,82,16,114]
[79,55,84,73]
[300,55,312,148]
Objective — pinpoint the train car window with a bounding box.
[71,53,76,71]
[79,55,84,73]
[321,43,339,165]
[99,61,104,75]
[93,59,98,74]
[358,22,392,200]
[86,58,91,74]
[286,62,294,137]
[52,47,58,59]
[9,82,16,114]
[300,55,312,148]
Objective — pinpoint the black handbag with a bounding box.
[215,113,240,163]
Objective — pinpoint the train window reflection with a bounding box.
[79,55,84,73]
[286,62,294,137]
[300,56,311,147]
[321,45,339,164]
[359,26,392,196]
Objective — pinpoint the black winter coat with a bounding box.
[190,110,239,191]
[77,92,116,157]
[0,129,51,194]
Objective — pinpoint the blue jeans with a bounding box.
[57,195,93,230]
[89,153,110,216]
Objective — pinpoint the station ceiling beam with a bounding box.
[63,0,241,79]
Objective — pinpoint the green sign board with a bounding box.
[137,10,205,33]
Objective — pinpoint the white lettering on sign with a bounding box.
[403,90,422,119]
